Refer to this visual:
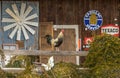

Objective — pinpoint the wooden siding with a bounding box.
[0,0,119,65]
[39,22,53,63]
[0,0,120,50]
[39,0,120,50]
[39,22,53,50]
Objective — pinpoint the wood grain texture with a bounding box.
[1,0,120,50]
[1,0,120,64]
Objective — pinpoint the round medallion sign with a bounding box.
[84,10,103,30]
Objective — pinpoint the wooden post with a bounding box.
[51,24,54,51]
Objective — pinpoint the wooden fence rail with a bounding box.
[0,50,89,73]
[3,50,89,56]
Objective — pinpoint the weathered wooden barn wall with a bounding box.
[38,0,120,50]
[1,0,120,50]
[0,0,120,64]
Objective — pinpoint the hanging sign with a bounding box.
[84,10,103,30]
[101,24,119,37]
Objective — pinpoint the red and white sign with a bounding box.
[101,24,119,37]
[84,37,93,44]
[83,37,93,51]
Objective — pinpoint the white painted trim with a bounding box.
[1,68,25,73]
[53,25,80,65]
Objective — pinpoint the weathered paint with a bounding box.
[0,1,39,50]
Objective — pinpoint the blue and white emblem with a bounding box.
[84,10,103,30]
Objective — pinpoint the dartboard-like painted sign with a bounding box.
[84,10,103,30]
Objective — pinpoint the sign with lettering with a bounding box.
[101,24,119,37]
[84,10,103,30]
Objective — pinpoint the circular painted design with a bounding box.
[84,10,103,30]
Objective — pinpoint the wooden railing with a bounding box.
[3,50,89,56]
[1,50,89,73]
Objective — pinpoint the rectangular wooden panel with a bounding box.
[54,29,76,64]
[39,22,53,50]
[39,22,53,63]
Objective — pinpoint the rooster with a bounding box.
[44,29,64,51]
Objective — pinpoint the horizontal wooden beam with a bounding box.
[3,50,88,56]
[2,67,89,73]
[1,68,25,73]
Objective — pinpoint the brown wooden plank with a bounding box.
[39,22,53,63]
[39,22,53,50]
